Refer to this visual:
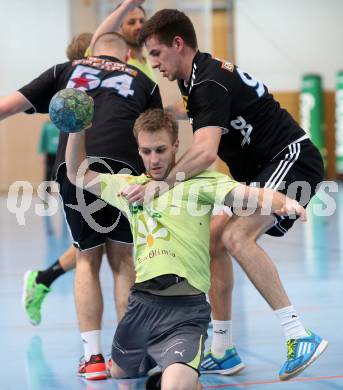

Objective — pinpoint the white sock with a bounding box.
[81,330,102,361]
[274,306,308,341]
[211,320,233,357]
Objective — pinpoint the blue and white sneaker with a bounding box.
[200,347,245,375]
[279,330,328,381]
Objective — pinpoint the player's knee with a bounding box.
[222,228,243,255]
[161,366,199,390]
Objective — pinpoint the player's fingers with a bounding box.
[298,206,307,222]
[126,193,142,203]
[120,185,130,197]
[121,184,140,198]
[274,207,287,216]
[126,188,146,204]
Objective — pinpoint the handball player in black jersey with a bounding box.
[0,32,162,380]
[121,9,328,381]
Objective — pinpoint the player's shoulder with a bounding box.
[55,61,73,73]
[192,52,235,90]
[193,52,235,82]
[48,61,73,79]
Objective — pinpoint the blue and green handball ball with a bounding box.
[49,88,94,133]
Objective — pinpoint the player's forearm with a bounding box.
[236,186,284,212]
[165,100,188,120]
[90,0,136,51]
[241,186,297,214]
[165,142,217,187]
[65,131,88,186]
[226,184,306,219]
[0,92,32,121]
[0,106,12,121]
[263,188,287,212]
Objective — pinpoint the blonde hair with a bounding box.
[66,32,92,61]
[134,109,178,143]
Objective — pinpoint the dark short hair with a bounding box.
[134,109,178,143]
[139,9,197,49]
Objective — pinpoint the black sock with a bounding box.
[36,259,66,288]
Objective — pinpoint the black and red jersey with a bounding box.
[19,55,162,176]
[178,51,306,181]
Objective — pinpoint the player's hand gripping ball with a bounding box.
[49,88,94,133]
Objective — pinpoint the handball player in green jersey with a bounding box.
[66,108,306,389]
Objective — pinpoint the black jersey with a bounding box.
[178,51,306,182]
[19,55,162,176]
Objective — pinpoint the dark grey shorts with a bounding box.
[111,290,211,378]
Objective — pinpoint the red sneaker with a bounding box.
[78,354,107,380]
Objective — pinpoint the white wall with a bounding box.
[235,0,343,91]
[0,0,70,96]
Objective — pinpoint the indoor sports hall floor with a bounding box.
[1,186,342,390]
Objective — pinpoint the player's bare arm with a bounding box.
[89,0,145,52]
[0,92,33,121]
[165,100,188,120]
[226,184,307,221]
[167,126,222,183]
[65,130,101,197]
[122,125,222,203]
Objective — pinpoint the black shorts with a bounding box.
[250,138,324,236]
[56,158,137,250]
[112,291,211,378]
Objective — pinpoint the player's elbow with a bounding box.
[202,150,217,167]
[0,103,15,120]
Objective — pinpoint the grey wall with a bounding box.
[0,0,70,95]
[235,0,343,90]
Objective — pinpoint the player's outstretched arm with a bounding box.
[89,0,145,53]
[65,130,101,197]
[0,92,33,121]
[225,184,307,221]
